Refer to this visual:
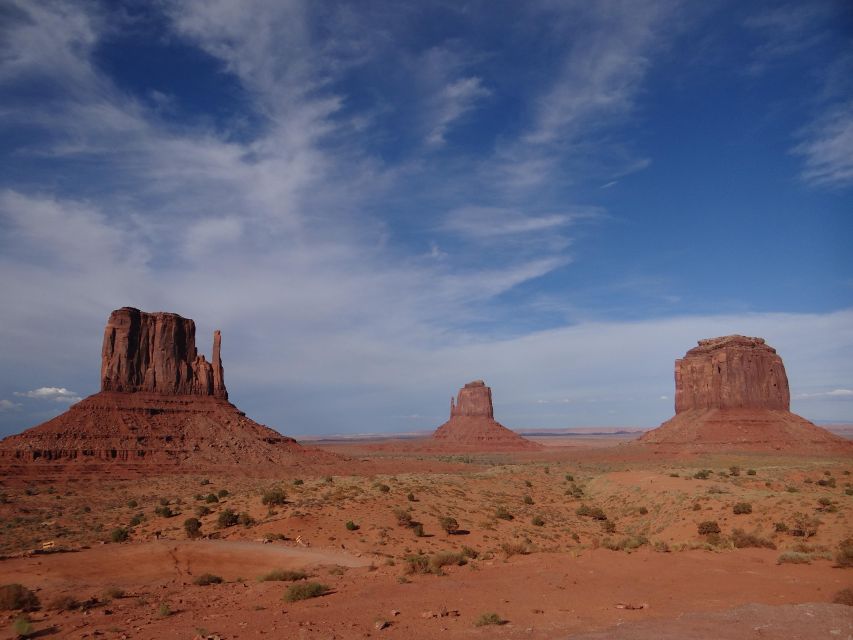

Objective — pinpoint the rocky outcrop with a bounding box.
[101,307,228,400]
[640,335,851,453]
[674,336,788,412]
[433,380,541,451]
[0,307,338,469]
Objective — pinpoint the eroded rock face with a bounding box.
[674,335,789,412]
[101,307,228,400]
[639,335,851,453]
[450,380,494,418]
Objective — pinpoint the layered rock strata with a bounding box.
[433,381,541,450]
[640,335,851,453]
[0,308,329,468]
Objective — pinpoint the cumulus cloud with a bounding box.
[14,387,82,403]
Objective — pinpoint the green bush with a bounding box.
[12,615,33,637]
[193,573,223,586]
[129,513,144,526]
[217,489,229,498]
[195,505,211,517]
[345,520,359,531]
[204,493,219,504]
[217,508,238,528]
[0,584,39,611]
[261,487,286,506]
[184,517,202,538]
[747,469,757,476]
[154,505,175,518]
[127,499,138,508]
[110,527,129,543]
[283,582,329,602]
[774,522,788,533]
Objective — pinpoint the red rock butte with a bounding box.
[432,380,541,451]
[639,335,852,453]
[0,307,332,470]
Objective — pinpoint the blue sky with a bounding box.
[1,0,851,437]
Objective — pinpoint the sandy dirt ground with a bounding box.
[1,436,851,639]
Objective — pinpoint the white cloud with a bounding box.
[425,76,490,147]
[0,399,21,411]
[794,389,853,400]
[15,387,82,403]
[793,103,853,188]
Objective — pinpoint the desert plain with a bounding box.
[1,434,852,640]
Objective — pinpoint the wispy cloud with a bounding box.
[0,399,21,412]
[793,102,853,188]
[794,388,853,400]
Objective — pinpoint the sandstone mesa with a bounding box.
[639,335,851,453]
[0,307,331,468]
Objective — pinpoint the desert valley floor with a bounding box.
[1,433,851,640]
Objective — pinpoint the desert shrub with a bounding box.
[790,512,820,538]
[565,473,574,482]
[638,506,648,515]
[747,469,757,476]
[103,587,124,600]
[159,497,170,506]
[194,493,203,501]
[833,588,853,606]
[217,489,229,498]
[429,551,466,574]
[694,470,710,480]
[237,512,255,527]
[195,505,211,517]
[697,520,721,535]
[777,552,811,564]
[576,504,607,520]
[731,528,775,549]
[184,517,202,538]
[110,527,129,543]
[732,502,752,515]
[474,612,506,627]
[154,505,175,518]
[439,516,459,534]
[200,479,211,485]
[412,523,425,537]
[692,502,702,511]
[284,582,329,602]
[836,538,853,568]
[157,602,171,617]
[531,515,545,527]
[495,506,514,521]
[729,466,740,476]
[376,483,391,493]
[129,512,144,526]
[786,486,799,493]
[259,569,307,582]
[500,541,530,558]
[48,595,79,611]
[292,478,304,486]
[523,495,534,505]
[403,554,430,574]
[669,472,679,478]
[606,535,648,551]
[602,520,616,534]
[204,493,219,504]
[261,487,286,506]
[127,499,138,508]
[0,584,39,611]
[461,545,479,559]
[345,520,359,531]
[774,522,789,533]
[817,477,836,488]
[406,492,416,502]
[217,508,238,528]
[13,614,33,637]
[193,573,223,586]
[567,484,584,498]
[393,508,413,527]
